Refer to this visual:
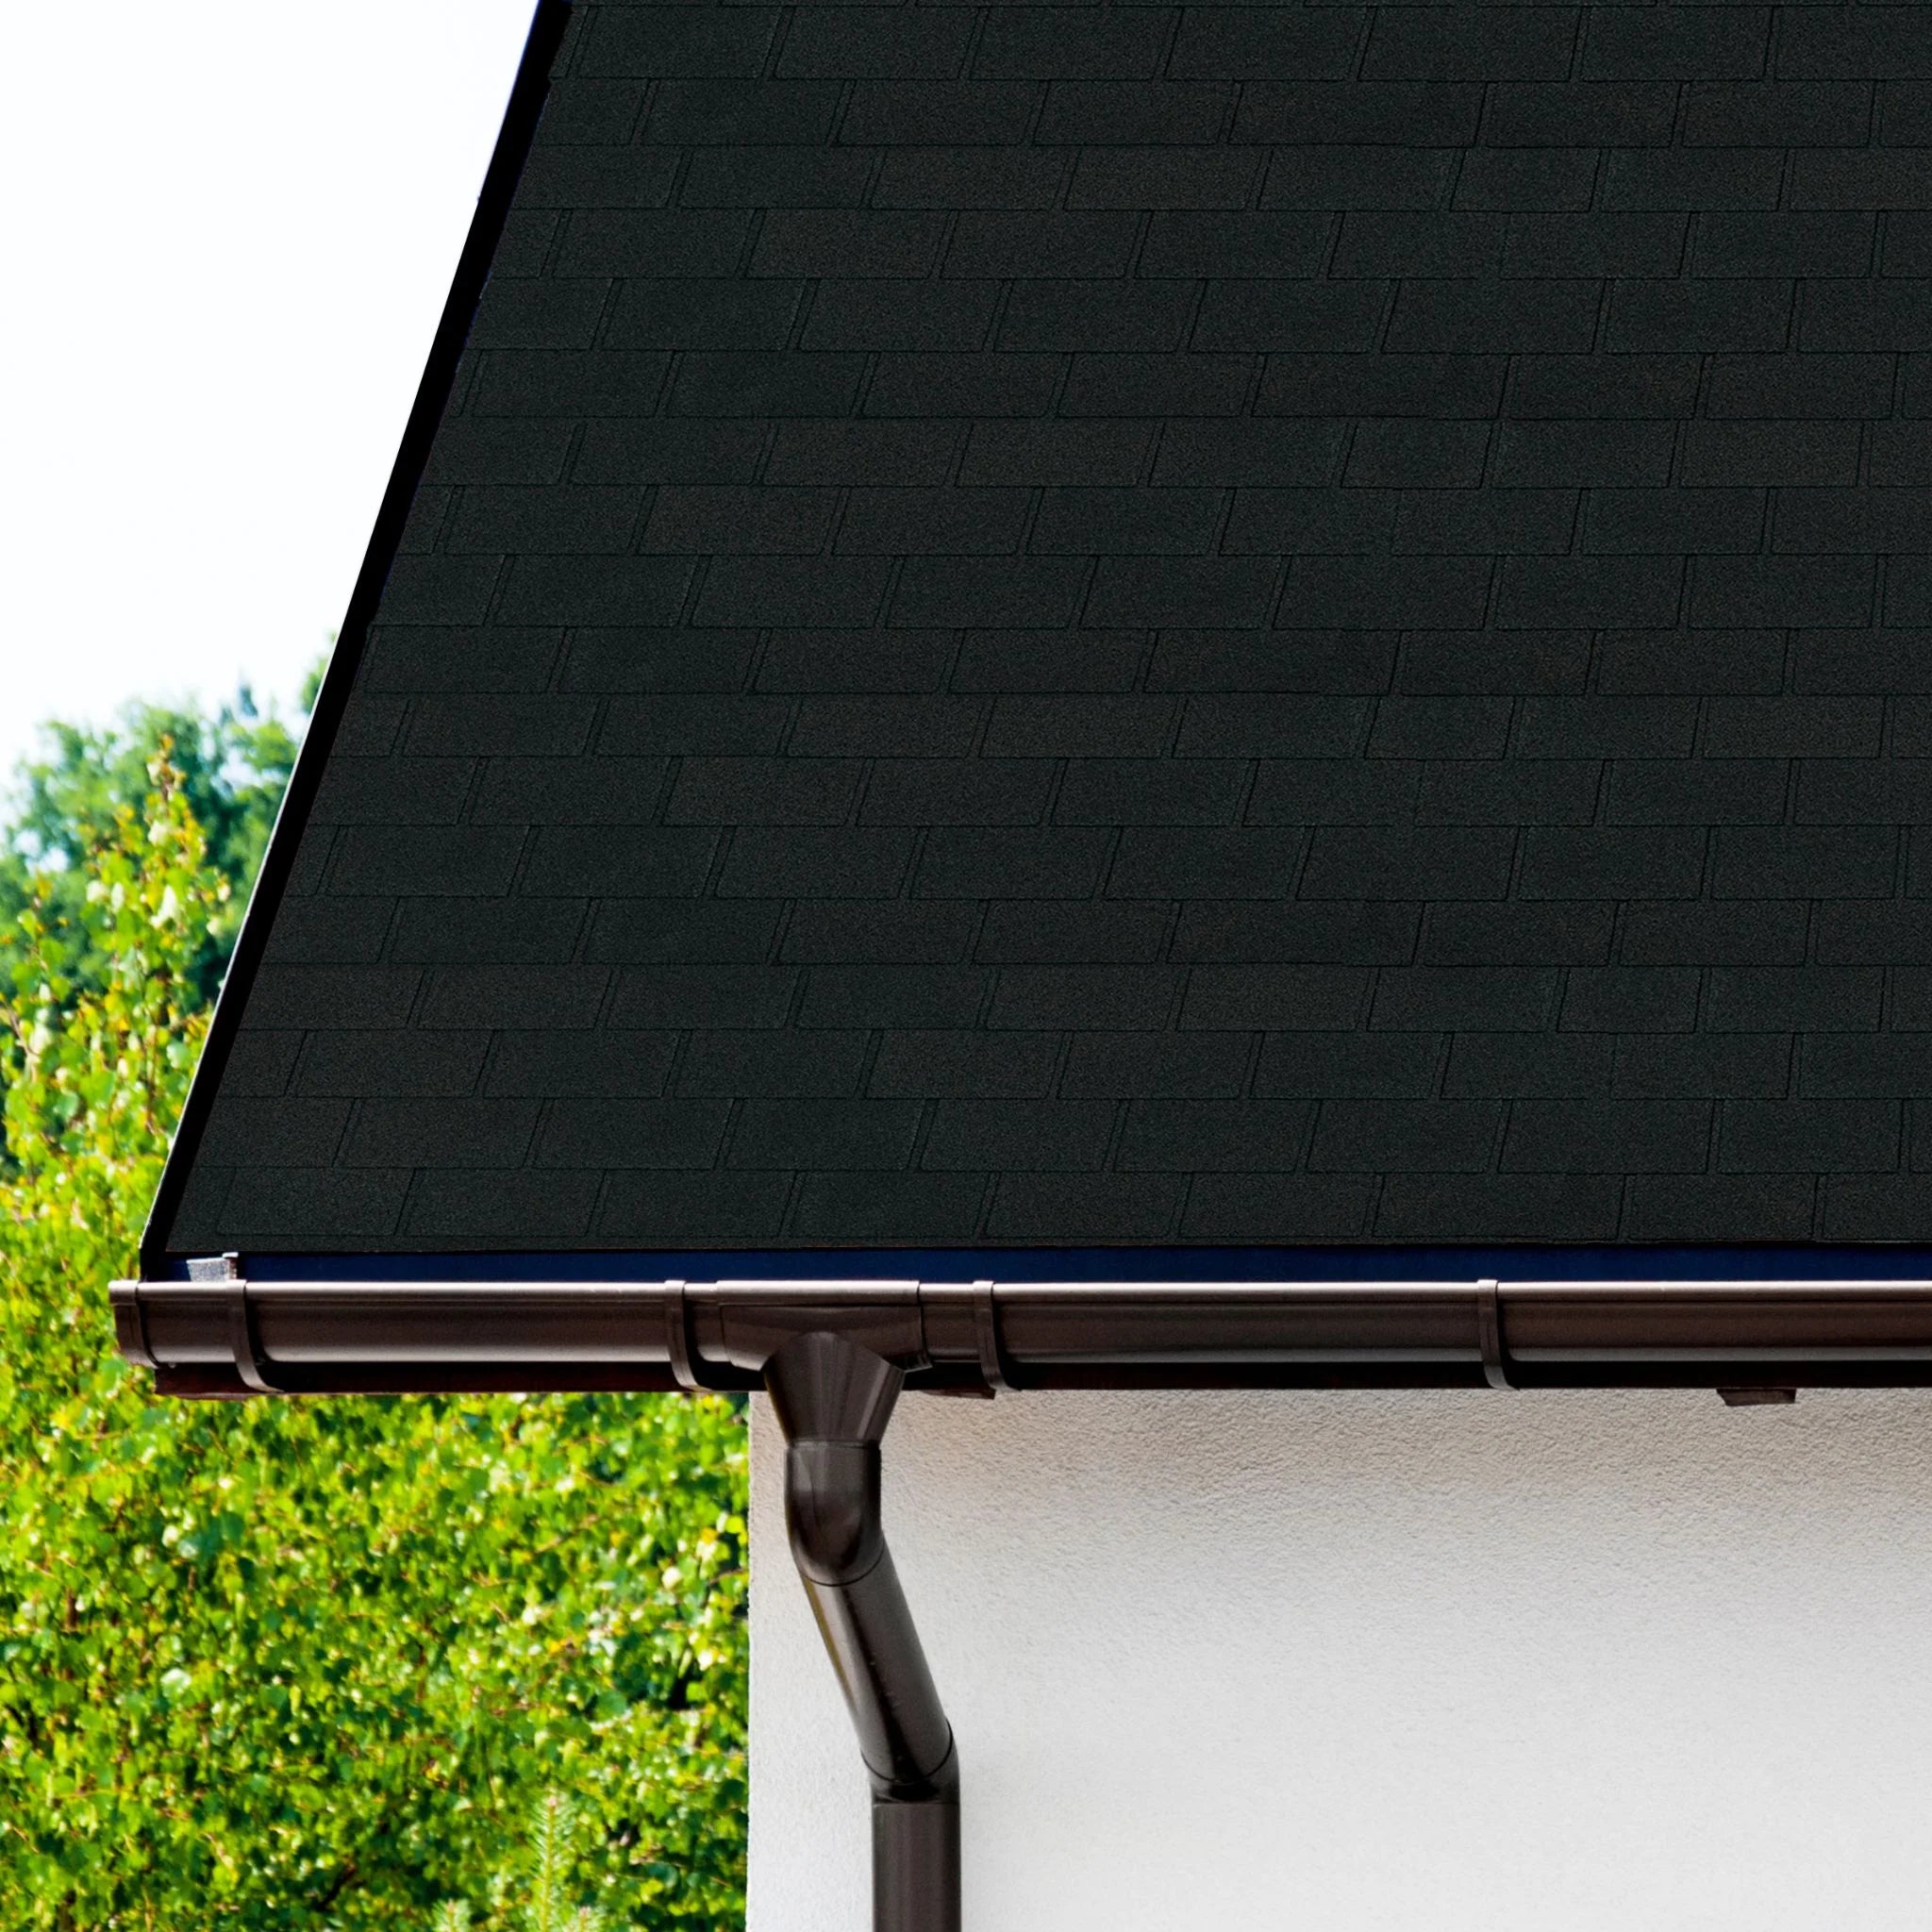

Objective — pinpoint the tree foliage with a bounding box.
[0,681,309,1008]
[0,756,748,1926]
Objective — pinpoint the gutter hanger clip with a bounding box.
[192,1253,282,1396]
[1475,1277,1513,1391]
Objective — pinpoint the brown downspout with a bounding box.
[763,1330,960,1932]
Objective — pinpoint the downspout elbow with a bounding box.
[786,1440,887,1587]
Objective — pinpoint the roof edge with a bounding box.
[142,1241,1932,1286]
[140,0,575,1274]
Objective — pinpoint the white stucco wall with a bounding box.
[748,1388,1932,1930]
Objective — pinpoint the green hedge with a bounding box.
[0,761,747,1928]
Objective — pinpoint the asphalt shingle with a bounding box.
[154,0,1932,1256]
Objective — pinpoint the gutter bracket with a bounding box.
[766,1329,960,1932]
[1475,1277,1513,1391]
[197,1254,279,1396]
[663,1279,725,1392]
[973,1278,1017,1394]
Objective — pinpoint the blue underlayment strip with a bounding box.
[171,1244,1932,1286]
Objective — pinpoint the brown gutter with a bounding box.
[111,1272,1932,1397]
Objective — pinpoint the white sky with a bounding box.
[1,0,540,784]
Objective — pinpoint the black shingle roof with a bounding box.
[150,0,1932,1261]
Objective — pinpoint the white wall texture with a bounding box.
[748,1386,1932,1931]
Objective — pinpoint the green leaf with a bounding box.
[0,739,748,1929]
